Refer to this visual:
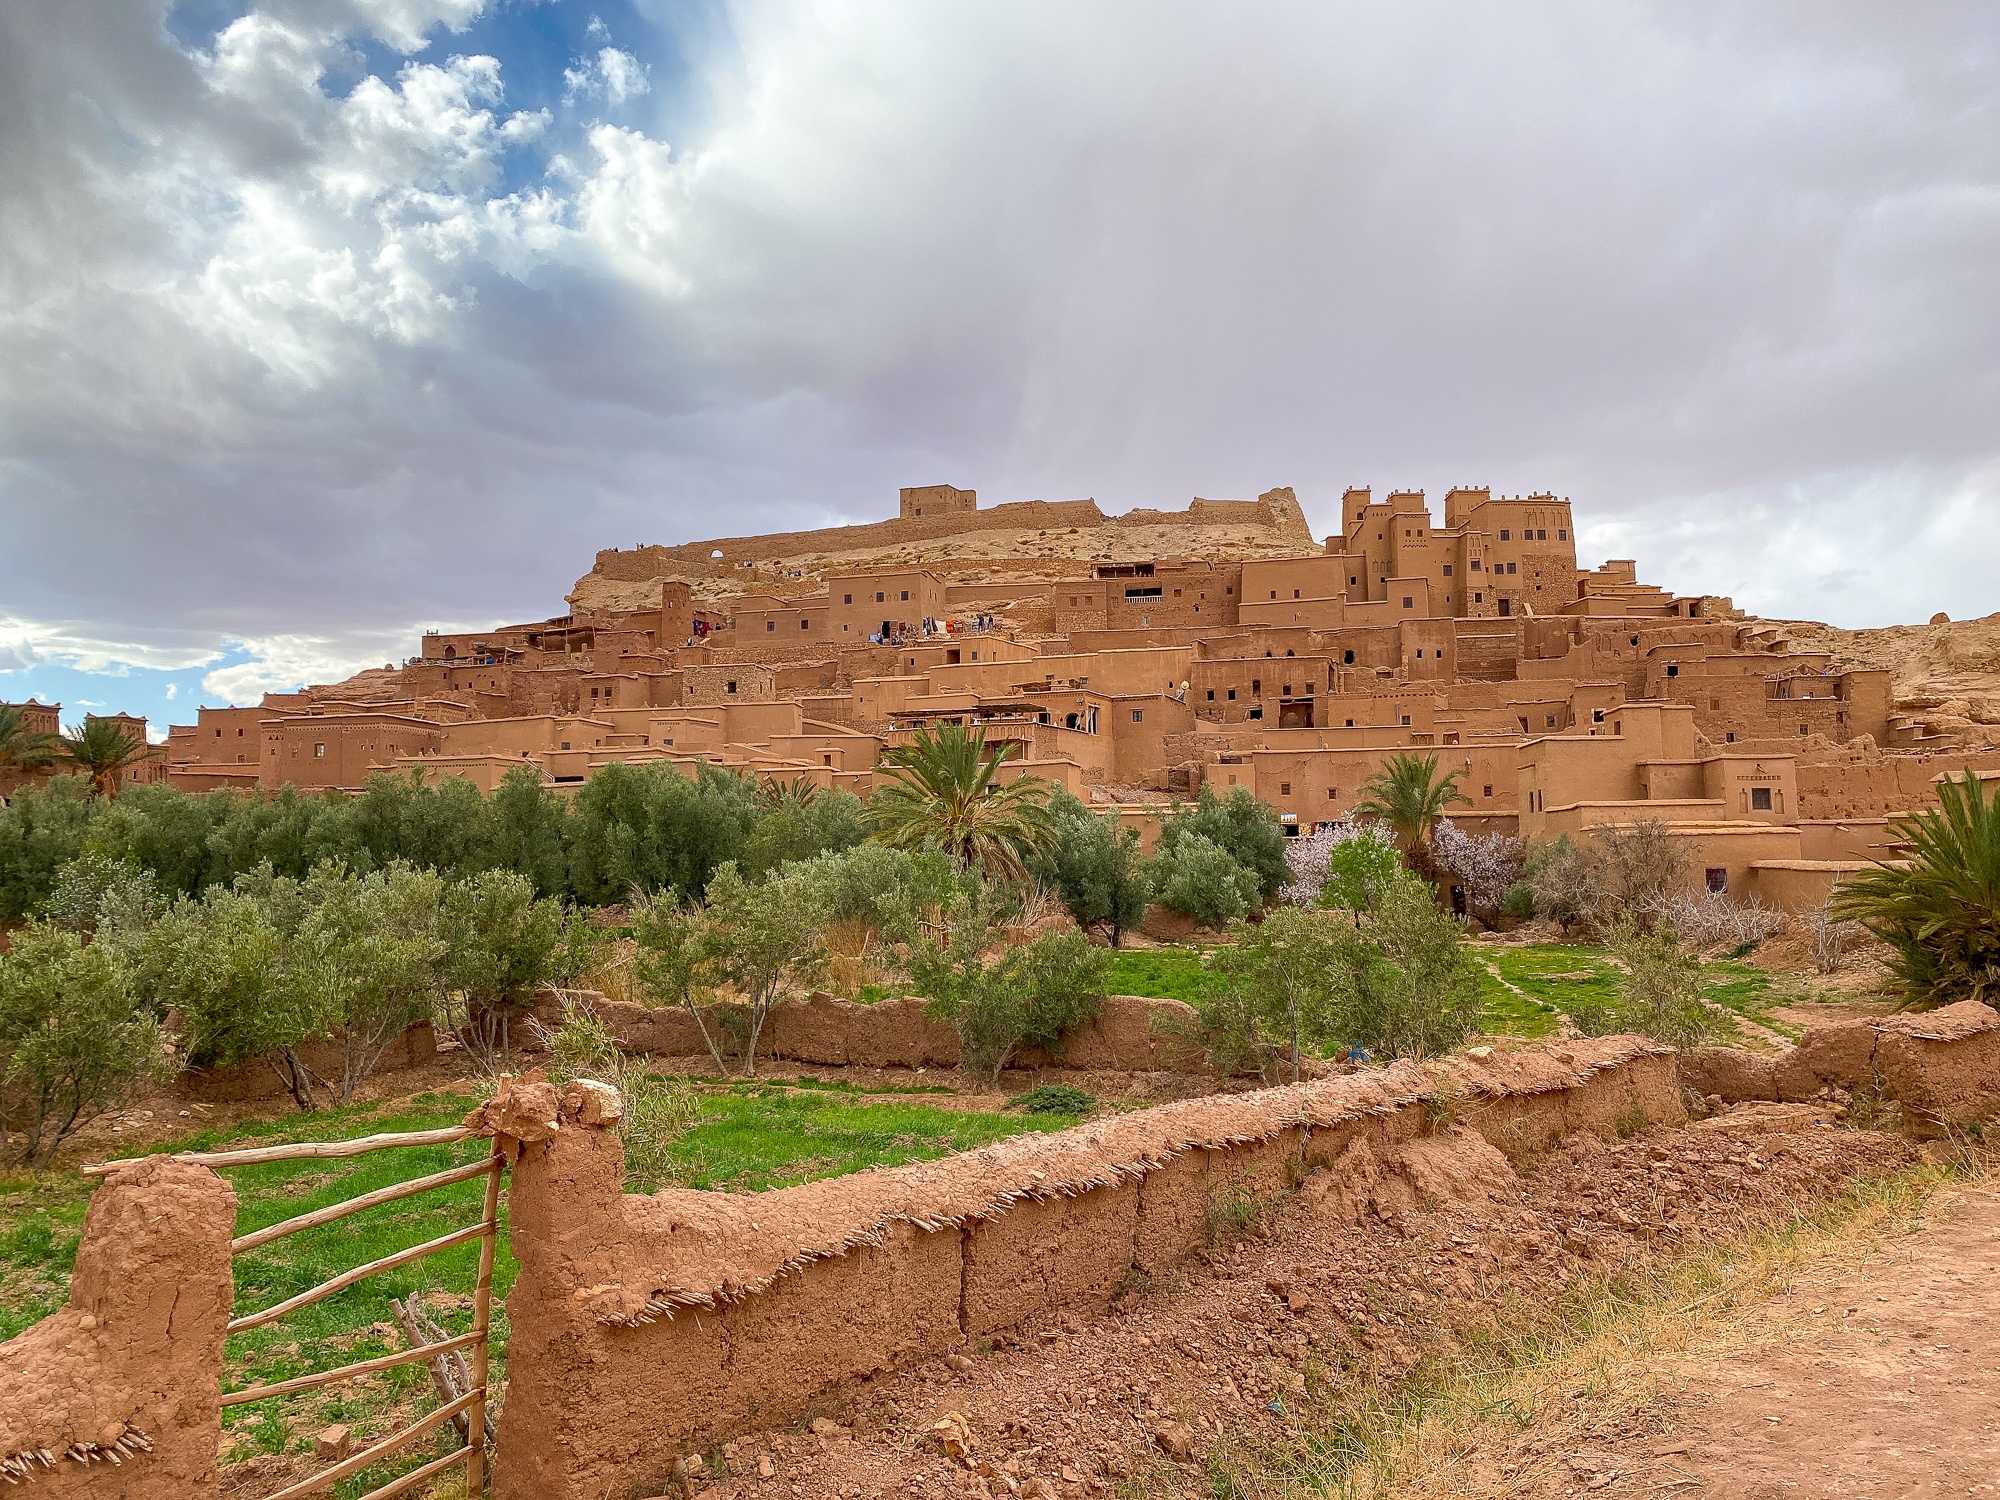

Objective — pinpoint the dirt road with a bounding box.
[1529,1186,2000,1500]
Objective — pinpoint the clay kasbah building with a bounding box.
[128,479,2000,911]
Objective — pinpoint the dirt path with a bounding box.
[1512,1185,2000,1500]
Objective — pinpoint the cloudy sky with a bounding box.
[2,1,1996,735]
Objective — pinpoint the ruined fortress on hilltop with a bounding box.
[112,481,2000,911]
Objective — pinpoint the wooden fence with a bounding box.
[88,1126,505,1497]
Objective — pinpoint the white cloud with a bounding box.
[0,618,221,676]
[596,48,651,106]
[346,0,487,54]
[199,626,467,705]
[563,46,651,108]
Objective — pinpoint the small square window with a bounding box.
[1131,710,1143,723]
[1666,663,1679,676]
[1442,564,1453,576]
[1327,786,1337,798]
[1402,596,1414,608]
[1506,562,1517,574]
[1292,588,1300,599]
[1705,868,1728,894]
[843,593,852,604]
[1226,688,1236,700]
[876,592,885,603]
[1279,782,1291,796]
[313,743,326,757]
[1482,784,1493,797]
[1751,787,1773,811]
[726,681,737,694]
[1206,689,1215,701]
[1500,528,1510,540]
[900,590,909,601]
[1557,529,1567,541]
[1343,650,1355,664]
[1400,714,1411,726]
[766,620,776,631]
[801,619,810,629]
[1726,731,1737,743]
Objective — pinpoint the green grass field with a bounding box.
[1103,945,1213,1003]
[0,1076,1064,1494]
[1476,941,1788,1043]
[666,1080,1079,1190]
[1103,934,1790,1047]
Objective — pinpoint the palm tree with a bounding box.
[1351,751,1471,880]
[58,717,151,799]
[758,775,823,814]
[1831,769,2000,1008]
[868,721,1055,879]
[0,705,59,781]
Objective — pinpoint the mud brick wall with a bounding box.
[524,990,1210,1074]
[173,1021,438,1104]
[492,1037,1680,1500]
[0,1160,235,1497]
[1683,1000,2000,1137]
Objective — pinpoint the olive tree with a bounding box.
[133,883,325,1109]
[293,863,448,1102]
[0,921,171,1168]
[439,867,566,1073]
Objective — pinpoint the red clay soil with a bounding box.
[1490,1184,2000,1500]
[645,1107,1917,1500]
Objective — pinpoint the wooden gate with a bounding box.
[105,1125,506,1498]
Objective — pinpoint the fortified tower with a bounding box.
[898,484,977,521]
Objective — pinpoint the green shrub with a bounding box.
[898,881,1110,1084]
[1008,1083,1096,1115]
[1341,873,1485,1058]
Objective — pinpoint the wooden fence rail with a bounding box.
[91,1125,505,1497]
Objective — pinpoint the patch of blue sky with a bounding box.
[164,1,719,198]
[0,646,274,740]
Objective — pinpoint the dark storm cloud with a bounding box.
[1,0,1995,705]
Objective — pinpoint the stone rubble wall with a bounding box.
[1680,1000,2000,1137]
[490,1037,1682,1500]
[0,1160,235,1498]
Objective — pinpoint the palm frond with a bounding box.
[1831,769,2000,1007]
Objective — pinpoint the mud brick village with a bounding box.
[4,479,2000,1500]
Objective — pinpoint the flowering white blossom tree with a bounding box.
[1279,825,1337,906]
[1431,818,1526,925]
